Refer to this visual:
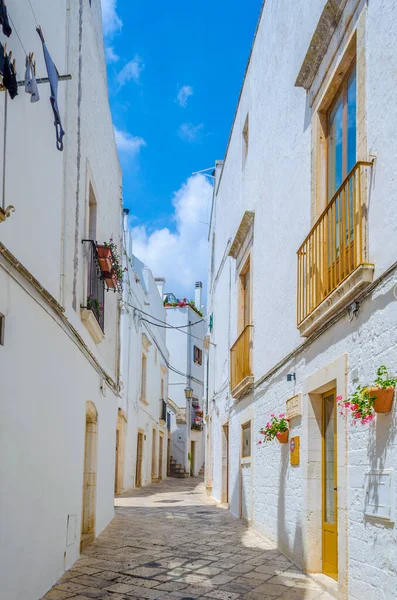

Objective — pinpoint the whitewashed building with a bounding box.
[118,216,169,492]
[162,283,206,478]
[0,2,122,599]
[206,1,397,599]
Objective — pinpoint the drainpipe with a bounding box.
[60,0,72,306]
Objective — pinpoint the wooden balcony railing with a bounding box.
[297,161,373,325]
[230,325,253,394]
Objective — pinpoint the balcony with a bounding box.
[230,325,254,399]
[297,162,374,337]
[81,240,105,344]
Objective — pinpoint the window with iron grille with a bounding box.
[82,240,105,332]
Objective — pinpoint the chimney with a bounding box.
[155,277,166,300]
[195,281,203,311]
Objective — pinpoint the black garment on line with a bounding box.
[0,0,12,37]
[0,43,18,99]
[36,27,65,151]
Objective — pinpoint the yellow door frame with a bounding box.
[322,389,338,580]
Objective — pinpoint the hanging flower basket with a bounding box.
[277,430,289,444]
[97,245,113,272]
[339,366,397,423]
[258,414,289,445]
[367,387,395,413]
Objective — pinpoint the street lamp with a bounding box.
[184,386,193,399]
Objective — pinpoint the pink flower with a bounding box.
[354,411,361,419]
[279,413,285,418]
[336,395,343,402]
[350,403,358,411]
[339,411,344,416]
[109,238,113,242]
[270,414,275,417]
[258,441,262,445]
[276,432,281,437]
[344,402,350,408]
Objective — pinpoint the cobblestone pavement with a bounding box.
[42,478,334,600]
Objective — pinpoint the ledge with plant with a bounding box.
[258,413,290,444]
[338,365,397,425]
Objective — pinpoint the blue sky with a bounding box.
[101,0,263,296]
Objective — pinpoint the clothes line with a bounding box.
[0,73,72,90]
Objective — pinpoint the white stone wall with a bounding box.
[207,1,397,598]
[119,247,169,491]
[166,305,206,473]
[0,2,122,599]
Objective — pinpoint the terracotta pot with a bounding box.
[367,387,395,413]
[277,430,289,444]
[97,245,112,259]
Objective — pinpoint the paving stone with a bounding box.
[40,479,332,600]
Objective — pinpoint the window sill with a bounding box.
[231,375,254,400]
[241,457,251,465]
[298,263,374,337]
[81,308,104,345]
[140,396,149,406]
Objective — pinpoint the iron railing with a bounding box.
[82,240,105,332]
[230,325,253,393]
[160,398,167,421]
[297,162,373,325]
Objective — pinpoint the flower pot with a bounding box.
[277,430,289,444]
[368,387,395,413]
[97,246,113,273]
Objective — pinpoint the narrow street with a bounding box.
[43,478,333,600]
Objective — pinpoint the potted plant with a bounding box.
[338,365,397,424]
[368,365,397,413]
[258,413,289,444]
[86,295,104,314]
[102,238,126,291]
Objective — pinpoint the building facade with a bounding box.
[162,283,206,478]
[0,2,122,599]
[118,220,169,492]
[206,1,397,599]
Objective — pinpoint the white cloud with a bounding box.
[176,85,193,108]
[105,46,119,63]
[132,175,213,299]
[101,0,122,37]
[117,56,145,88]
[114,127,147,157]
[178,122,204,142]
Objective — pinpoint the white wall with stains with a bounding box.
[0,1,122,599]
[206,1,397,598]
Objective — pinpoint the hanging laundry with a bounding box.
[0,45,18,99]
[25,54,39,103]
[0,0,12,37]
[36,26,65,151]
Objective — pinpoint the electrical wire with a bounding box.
[7,13,28,58]
[125,301,206,329]
[27,0,39,27]
[139,316,205,344]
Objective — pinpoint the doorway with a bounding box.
[158,433,164,480]
[136,431,144,488]
[221,424,229,504]
[322,390,338,580]
[81,402,98,552]
[190,441,196,476]
[151,428,157,481]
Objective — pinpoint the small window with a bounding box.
[88,184,97,241]
[194,345,202,365]
[0,314,4,346]
[242,422,251,458]
[141,354,147,400]
[242,114,249,164]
